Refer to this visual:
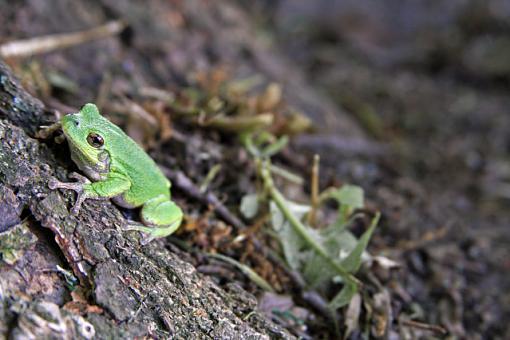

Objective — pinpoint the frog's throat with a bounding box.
[67,141,110,180]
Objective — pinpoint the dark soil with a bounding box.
[246,1,510,338]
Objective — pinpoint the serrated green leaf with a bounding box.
[240,193,259,219]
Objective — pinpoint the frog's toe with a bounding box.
[124,222,179,245]
[70,204,81,215]
[54,134,66,144]
[48,178,60,190]
[69,172,90,183]
[140,234,156,246]
[70,192,88,215]
[48,177,76,190]
[124,223,155,244]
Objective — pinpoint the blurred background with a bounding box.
[243,3,510,336]
[1,0,509,338]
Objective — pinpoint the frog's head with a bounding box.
[61,103,110,165]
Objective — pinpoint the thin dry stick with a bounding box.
[307,154,320,226]
[160,167,246,230]
[395,225,449,252]
[400,319,447,335]
[203,113,274,132]
[0,20,125,58]
[96,72,112,110]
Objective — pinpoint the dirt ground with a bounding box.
[0,0,509,339]
[254,1,510,338]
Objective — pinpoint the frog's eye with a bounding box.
[87,132,104,148]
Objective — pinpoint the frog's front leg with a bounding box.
[36,121,61,139]
[126,194,183,245]
[49,172,131,215]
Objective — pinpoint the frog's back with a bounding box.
[107,123,170,206]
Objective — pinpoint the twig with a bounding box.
[259,160,362,287]
[400,319,448,335]
[293,134,389,157]
[307,154,320,226]
[269,164,303,185]
[394,225,449,252]
[0,20,125,58]
[199,164,222,193]
[138,87,176,104]
[160,167,245,230]
[203,113,274,132]
[302,290,336,323]
[96,72,112,110]
[108,98,158,127]
[207,253,275,292]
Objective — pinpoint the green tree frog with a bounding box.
[46,103,183,244]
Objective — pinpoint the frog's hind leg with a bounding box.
[125,194,183,245]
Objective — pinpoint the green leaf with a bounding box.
[270,200,310,271]
[240,133,259,157]
[341,213,380,273]
[320,228,358,257]
[240,193,259,219]
[328,185,365,227]
[240,132,288,158]
[260,135,288,158]
[301,227,356,287]
[302,251,334,288]
[253,130,274,145]
[329,281,358,310]
[330,185,364,209]
[260,161,381,311]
